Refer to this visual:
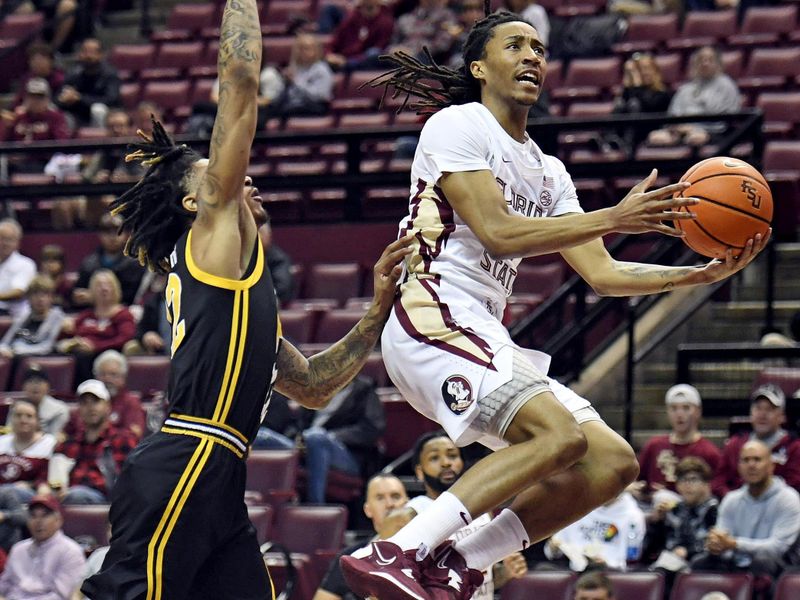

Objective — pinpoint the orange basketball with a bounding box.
[674,156,773,259]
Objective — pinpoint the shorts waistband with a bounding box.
[161,413,248,459]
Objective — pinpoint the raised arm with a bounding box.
[197,0,261,218]
[274,236,413,409]
[439,169,697,260]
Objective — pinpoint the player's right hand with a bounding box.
[610,169,699,237]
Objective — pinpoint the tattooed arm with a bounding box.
[561,232,769,297]
[274,236,413,409]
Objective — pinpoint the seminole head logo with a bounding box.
[442,375,474,415]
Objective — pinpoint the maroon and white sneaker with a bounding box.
[339,540,432,600]
[421,541,484,600]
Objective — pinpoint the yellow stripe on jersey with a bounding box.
[185,230,265,290]
[212,290,242,422]
[221,289,249,422]
[146,439,211,600]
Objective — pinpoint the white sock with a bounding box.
[387,491,472,558]
[453,508,529,572]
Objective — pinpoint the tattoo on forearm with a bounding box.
[614,263,699,293]
[218,0,261,68]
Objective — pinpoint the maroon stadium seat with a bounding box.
[262,36,295,67]
[156,41,205,70]
[728,4,798,47]
[607,571,665,600]
[752,367,800,398]
[305,263,362,305]
[543,60,562,91]
[119,82,142,110]
[246,504,274,545]
[0,13,44,40]
[552,57,621,102]
[284,115,337,132]
[613,13,679,53]
[262,552,317,600]
[166,3,216,32]
[13,356,75,395]
[125,355,171,396]
[757,92,800,139]
[380,391,440,460]
[278,308,316,345]
[667,10,737,51]
[314,309,365,343]
[567,101,614,118]
[670,572,753,600]
[142,80,191,111]
[515,261,565,298]
[0,357,11,391]
[764,141,800,172]
[775,572,800,600]
[500,570,575,600]
[245,450,299,509]
[109,44,156,78]
[338,112,391,129]
[190,78,216,104]
[654,53,684,86]
[62,504,111,546]
[361,352,389,387]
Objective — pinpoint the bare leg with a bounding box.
[510,420,639,543]
[51,0,77,52]
[446,391,588,518]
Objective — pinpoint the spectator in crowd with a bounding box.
[609,0,681,16]
[700,594,731,600]
[132,101,164,136]
[0,399,54,548]
[37,244,72,307]
[1,79,71,173]
[46,379,138,505]
[253,375,385,503]
[389,0,459,64]
[314,474,410,600]
[266,33,335,118]
[712,384,800,497]
[0,495,86,599]
[647,45,742,147]
[0,219,36,318]
[446,0,487,68]
[5,366,70,438]
[649,457,718,582]
[613,52,672,115]
[635,384,722,499]
[692,440,800,579]
[57,38,121,128]
[65,350,145,440]
[573,571,616,600]
[505,0,550,46]
[71,213,146,308]
[258,212,294,306]
[545,490,646,571]
[11,43,65,108]
[58,269,136,383]
[325,0,394,71]
[398,431,528,598]
[123,275,170,356]
[0,275,65,360]
[53,109,144,231]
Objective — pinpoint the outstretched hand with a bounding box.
[371,235,414,315]
[611,169,699,237]
[697,229,771,284]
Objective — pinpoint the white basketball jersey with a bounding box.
[401,102,583,314]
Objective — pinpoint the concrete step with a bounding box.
[736,283,800,302]
[711,301,800,322]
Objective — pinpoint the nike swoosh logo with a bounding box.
[460,511,470,526]
[502,157,512,163]
[373,544,397,566]
[723,159,746,168]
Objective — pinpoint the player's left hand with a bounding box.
[371,234,414,315]
[698,228,771,283]
[502,552,528,579]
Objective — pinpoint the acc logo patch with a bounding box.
[539,190,553,207]
[442,375,474,415]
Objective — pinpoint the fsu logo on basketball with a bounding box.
[442,375,474,415]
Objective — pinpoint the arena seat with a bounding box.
[360,352,389,388]
[314,308,366,343]
[62,504,111,547]
[667,10,737,51]
[567,101,615,118]
[654,53,684,86]
[262,37,295,67]
[306,188,346,222]
[500,570,575,600]
[607,571,665,600]
[142,80,191,112]
[380,391,440,460]
[155,41,205,71]
[552,57,621,103]
[109,44,156,80]
[515,261,565,298]
[728,5,799,47]
[740,47,800,95]
[752,367,800,398]
[153,3,216,41]
[757,92,800,139]
[670,572,753,600]
[284,115,336,132]
[125,355,171,396]
[305,263,363,305]
[245,450,300,509]
[13,356,75,396]
[613,13,679,54]
[363,186,409,220]
[262,191,303,224]
[119,82,142,110]
[764,141,800,172]
[720,49,745,80]
[246,504,274,546]
[775,572,800,600]
[262,552,317,600]
[190,78,216,104]
[0,13,44,40]
[278,308,316,345]
[338,112,391,129]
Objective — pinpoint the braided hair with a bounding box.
[365,0,527,115]
[109,119,201,274]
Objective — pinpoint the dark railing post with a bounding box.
[762,240,777,336]
[140,0,153,37]
[624,298,637,444]
[343,138,362,220]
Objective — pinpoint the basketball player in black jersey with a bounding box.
[80,0,412,598]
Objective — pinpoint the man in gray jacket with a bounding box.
[691,440,800,577]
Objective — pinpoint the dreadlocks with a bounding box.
[109,119,201,274]
[365,1,527,115]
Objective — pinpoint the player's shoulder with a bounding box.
[424,102,488,131]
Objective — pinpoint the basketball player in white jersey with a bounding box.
[341,7,769,600]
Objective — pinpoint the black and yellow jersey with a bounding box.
[164,229,280,447]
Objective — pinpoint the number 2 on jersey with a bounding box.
[166,273,186,356]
